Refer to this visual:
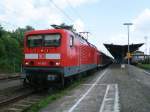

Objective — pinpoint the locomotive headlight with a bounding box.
[25,62,29,65]
[55,62,60,66]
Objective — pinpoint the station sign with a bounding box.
[126,52,132,59]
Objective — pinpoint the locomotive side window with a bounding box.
[44,34,61,47]
[70,35,74,47]
[27,35,42,47]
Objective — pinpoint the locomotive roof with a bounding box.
[25,29,97,49]
[25,29,66,36]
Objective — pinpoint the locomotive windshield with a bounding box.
[27,34,61,47]
[44,34,60,47]
[27,35,43,47]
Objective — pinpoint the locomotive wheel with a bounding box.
[22,78,30,87]
[23,79,27,86]
[56,74,65,89]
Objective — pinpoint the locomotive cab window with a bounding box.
[27,34,61,47]
[70,35,74,47]
[44,34,61,47]
[27,35,43,47]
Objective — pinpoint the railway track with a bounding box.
[0,77,21,91]
[0,90,34,107]
[0,88,47,112]
[0,82,36,112]
[0,75,20,81]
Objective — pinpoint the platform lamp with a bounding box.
[123,23,133,65]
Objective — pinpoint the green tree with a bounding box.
[0,39,5,56]
[11,25,35,47]
[0,25,4,38]
[0,25,34,73]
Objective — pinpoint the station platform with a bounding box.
[40,64,150,112]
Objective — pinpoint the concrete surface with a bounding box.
[40,64,150,112]
[0,79,21,90]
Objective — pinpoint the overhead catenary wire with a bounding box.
[65,0,99,40]
[65,0,84,21]
[48,1,106,54]
[48,0,88,34]
[1,0,79,31]
[48,0,74,23]
[1,0,81,30]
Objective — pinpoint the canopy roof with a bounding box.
[104,43,144,63]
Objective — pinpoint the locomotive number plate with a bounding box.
[47,75,57,81]
[37,61,46,65]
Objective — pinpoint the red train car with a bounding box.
[22,28,99,87]
[98,51,113,67]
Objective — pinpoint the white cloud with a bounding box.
[104,8,150,54]
[0,0,63,30]
[73,19,85,32]
[133,8,150,54]
[133,8,150,34]
[0,0,98,30]
[50,0,99,8]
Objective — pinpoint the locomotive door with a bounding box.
[78,45,81,71]
[78,42,82,72]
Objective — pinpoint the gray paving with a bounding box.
[40,64,150,112]
[0,79,21,90]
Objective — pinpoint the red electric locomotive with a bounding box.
[22,27,100,87]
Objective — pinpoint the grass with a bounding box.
[23,77,86,112]
[137,63,150,70]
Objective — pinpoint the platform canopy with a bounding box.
[104,43,144,63]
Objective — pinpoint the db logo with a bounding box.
[39,54,45,59]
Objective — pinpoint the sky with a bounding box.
[0,0,150,56]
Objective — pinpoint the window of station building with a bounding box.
[70,35,74,47]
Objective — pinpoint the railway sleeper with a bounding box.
[7,107,22,112]
[13,103,31,108]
